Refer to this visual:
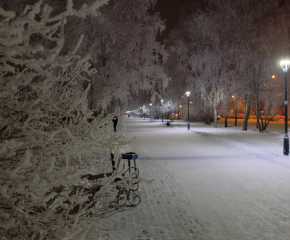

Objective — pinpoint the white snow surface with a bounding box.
[99,116,290,240]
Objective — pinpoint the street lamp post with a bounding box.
[281,60,290,155]
[150,103,152,120]
[186,91,190,130]
[161,99,164,122]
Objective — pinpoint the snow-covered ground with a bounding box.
[99,117,290,240]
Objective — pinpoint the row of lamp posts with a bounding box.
[135,62,290,156]
[159,92,191,129]
[138,104,153,119]
[184,61,289,156]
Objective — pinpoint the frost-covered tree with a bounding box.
[165,0,290,130]
[0,0,170,112]
[231,0,290,131]
[59,0,170,111]
[165,1,236,127]
[0,1,145,239]
[249,59,284,132]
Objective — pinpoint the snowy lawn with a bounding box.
[99,116,290,240]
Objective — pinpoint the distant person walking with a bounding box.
[112,116,118,131]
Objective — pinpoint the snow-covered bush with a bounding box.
[0,1,140,239]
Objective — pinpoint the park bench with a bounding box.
[112,151,141,207]
[166,118,174,126]
[83,150,141,208]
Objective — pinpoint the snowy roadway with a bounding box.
[100,117,290,240]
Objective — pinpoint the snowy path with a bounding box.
[100,117,290,240]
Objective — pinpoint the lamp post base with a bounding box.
[188,122,190,130]
[283,135,289,156]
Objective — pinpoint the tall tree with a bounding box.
[60,0,170,110]
[165,0,290,130]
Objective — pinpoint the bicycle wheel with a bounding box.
[115,189,127,207]
[128,190,141,206]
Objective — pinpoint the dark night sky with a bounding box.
[151,0,205,42]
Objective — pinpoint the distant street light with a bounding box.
[150,103,152,120]
[281,60,290,155]
[186,91,190,130]
[161,99,164,123]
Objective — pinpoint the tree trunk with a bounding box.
[262,103,284,132]
[256,101,261,132]
[234,98,238,126]
[224,98,228,127]
[243,94,251,131]
[205,107,211,125]
[213,105,218,128]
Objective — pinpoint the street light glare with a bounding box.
[280,60,290,73]
[186,91,190,97]
[272,75,275,78]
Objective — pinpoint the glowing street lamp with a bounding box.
[281,60,290,155]
[161,99,164,123]
[150,103,152,120]
[186,91,190,130]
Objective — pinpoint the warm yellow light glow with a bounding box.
[232,95,234,98]
[180,105,182,108]
[190,102,192,104]
[272,75,275,78]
